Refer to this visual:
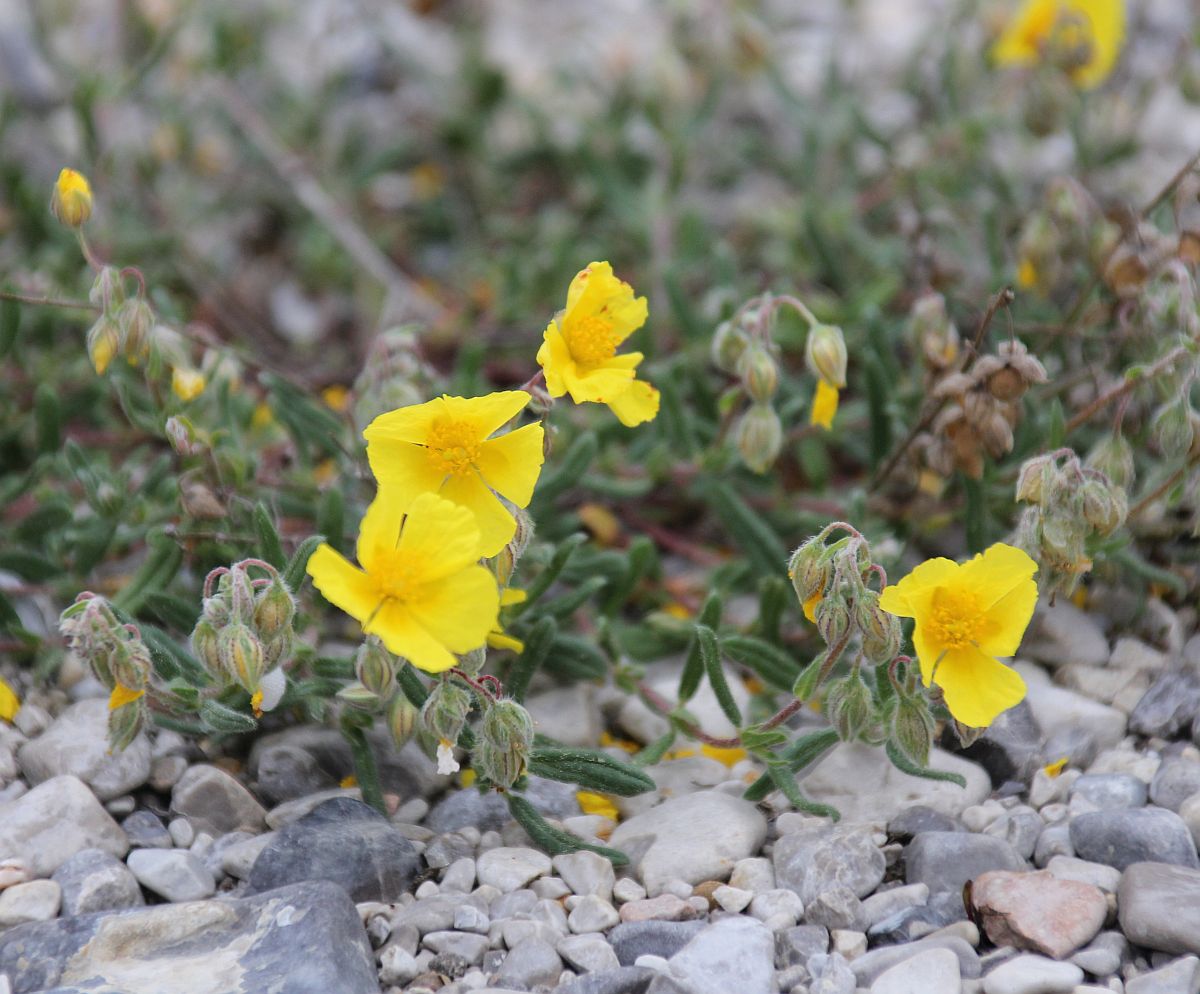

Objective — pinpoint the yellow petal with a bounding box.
[475,423,545,506]
[810,379,839,430]
[979,573,1039,658]
[878,557,960,618]
[993,0,1057,66]
[576,790,619,820]
[537,322,574,399]
[356,489,406,574]
[395,491,486,580]
[439,391,533,439]
[606,379,660,427]
[1044,757,1069,778]
[438,472,515,558]
[363,395,444,445]
[564,361,638,406]
[700,744,748,767]
[563,262,648,343]
[108,684,144,710]
[0,678,20,722]
[406,564,499,654]
[366,601,457,672]
[803,593,821,624]
[500,587,528,607]
[959,544,1039,610]
[364,437,446,505]
[307,544,381,626]
[171,367,205,402]
[1067,0,1125,88]
[488,630,525,653]
[933,645,1027,728]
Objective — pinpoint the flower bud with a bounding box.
[475,739,525,790]
[1078,478,1127,537]
[227,565,257,625]
[254,577,296,640]
[1086,433,1135,490]
[494,508,535,587]
[107,696,145,752]
[857,593,902,663]
[891,693,936,766]
[737,344,779,402]
[218,623,265,693]
[201,591,231,629]
[165,416,204,456]
[116,298,154,364]
[825,671,873,741]
[805,324,848,388]
[1015,454,1055,505]
[787,537,830,604]
[910,292,959,369]
[457,646,487,677]
[481,699,534,753]
[86,315,121,376]
[1153,397,1194,460]
[815,593,851,648]
[734,403,783,474]
[336,682,381,711]
[387,693,419,747]
[711,319,750,373]
[421,679,472,745]
[355,638,396,699]
[89,266,122,311]
[109,639,151,692]
[171,367,206,402]
[51,168,93,228]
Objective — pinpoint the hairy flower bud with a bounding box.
[227,566,257,626]
[1079,478,1127,537]
[734,403,783,474]
[107,696,145,753]
[336,682,381,710]
[421,680,472,746]
[737,344,779,402]
[711,319,751,373]
[254,577,296,640]
[89,266,122,311]
[788,537,830,603]
[355,638,396,699]
[891,693,936,766]
[109,638,151,692]
[481,699,534,753]
[1086,433,1135,490]
[51,168,93,228]
[1015,454,1055,506]
[218,623,265,694]
[815,593,851,648]
[1155,397,1195,460]
[85,315,121,376]
[825,671,873,741]
[116,298,154,364]
[805,324,848,388]
[857,593,902,663]
[387,693,419,747]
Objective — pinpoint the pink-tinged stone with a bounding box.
[617,893,698,923]
[968,869,1106,959]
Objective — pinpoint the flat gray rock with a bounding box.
[1119,861,1200,955]
[1069,773,1148,810]
[1150,758,1200,813]
[52,848,143,916]
[0,775,128,876]
[666,916,774,994]
[493,937,563,989]
[774,823,885,904]
[16,700,151,801]
[1070,808,1199,870]
[1130,670,1200,738]
[1125,955,1200,994]
[609,921,707,965]
[869,946,960,994]
[0,880,379,993]
[425,775,581,834]
[850,935,981,986]
[126,849,215,902]
[556,966,657,994]
[904,832,1025,902]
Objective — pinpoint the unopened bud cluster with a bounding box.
[923,339,1047,479]
[1012,448,1127,598]
[908,293,960,372]
[352,326,441,434]
[477,698,534,789]
[58,594,151,750]
[192,560,296,711]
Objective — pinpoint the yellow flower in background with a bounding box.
[307,490,500,672]
[538,261,659,427]
[171,367,206,402]
[0,677,20,722]
[364,391,544,558]
[993,0,1125,89]
[879,543,1038,728]
[810,379,839,430]
[50,168,93,228]
[321,384,350,412]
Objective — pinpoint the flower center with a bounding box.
[926,588,983,650]
[375,552,422,602]
[426,419,481,476]
[566,314,620,367]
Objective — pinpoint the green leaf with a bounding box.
[678,591,722,703]
[534,433,599,505]
[864,355,892,468]
[0,549,59,582]
[743,727,840,802]
[513,533,588,615]
[757,576,788,644]
[142,593,199,632]
[721,633,801,692]
[885,740,966,786]
[140,625,210,685]
[198,699,258,734]
[697,624,742,726]
[15,501,72,543]
[34,384,61,454]
[284,535,325,591]
[505,793,629,865]
[544,633,608,681]
[0,297,19,357]
[527,746,656,796]
[739,726,789,752]
[112,530,182,615]
[317,488,345,554]
[766,764,841,820]
[506,616,557,702]
[632,730,676,767]
[703,479,787,576]
[254,503,286,568]
[540,575,608,620]
[962,473,986,555]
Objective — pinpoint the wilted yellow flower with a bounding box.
[0,677,19,722]
[364,391,544,558]
[171,367,206,402]
[993,0,1125,89]
[50,168,93,228]
[880,543,1038,728]
[537,261,659,427]
[810,379,839,430]
[307,490,499,672]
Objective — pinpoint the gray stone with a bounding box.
[555,966,657,994]
[120,810,172,849]
[1068,930,1126,977]
[423,929,489,964]
[218,832,276,880]
[0,775,128,876]
[16,700,151,801]
[801,743,989,823]
[126,849,216,902]
[870,946,960,994]
[452,903,489,932]
[569,895,620,933]
[861,883,929,929]
[441,857,477,893]
[1125,955,1200,994]
[1018,665,1127,750]
[1070,773,1148,810]
[667,916,773,994]
[887,806,963,840]
[554,851,616,901]
[0,879,378,993]
[1130,670,1200,738]
[1023,601,1109,668]
[1044,856,1121,893]
[904,832,1025,903]
[378,945,421,986]
[775,924,829,967]
[52,849,143,916]
[608,792,766,895]
[425,776,581,834]
[1039,727,1098,771]
[527,685,603,748]
[493,937,563,989]
[252,742,337,806]
[803,884,864,930]
[1119,861,1200,955]
[1070,808,1199,870]
[980,953,1081,993]
[171,764,267,836]
[247,797,421,902]
[476,847,552,892]
[807,951,856,994]
[983,807,1043,861]
[389,893,460,934]
[558,933,622,974]
[774,823,885,904]
[0,880,61,928]
[264,787,361,830]
[609,921,707,965]
[851,935,980,985]
[1151,758,1200,812]
[867,890,966,944]
[946,700,1043,786]
[1033,824,1073,868]
[424,831,477,870]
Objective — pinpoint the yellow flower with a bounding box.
[1017,257,1040,290]
[51,168,93,228]
[700,743,749,767]
[487,587,527,653]
[307,490,500,672]
[321,384,350,412]
[0,677,20,722]
[108,684,144,710]
[537,261,659,427]
[880,543,1038,728]
[810,379,839,430]
[171,367,206,402]
[993,0,1125,89]
[364,391,544,558]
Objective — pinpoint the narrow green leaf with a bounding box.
[703,479,786,576]
[112,530,182,614]
[757,576,788,645]
[198,699,258,734]
[253,502,285,568]
[506,616,557,703]
[885,740,967,786]
[540,575,608,620]
[721,633,801,692]
[632,730,676,767]
[544,633,608,681]
[34,384,61,454]
[535,433,599,505]
[0,298,19,357]
[697,623,742,726]
[963,473,986,555]
[513,533,587,614]
[505,793,629,865]
[317,488,345,554]
[284,535,325,591]
[527,746,656,796]
[766,765,841,820]
[864,356,892,468]
[0,550,59,582]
